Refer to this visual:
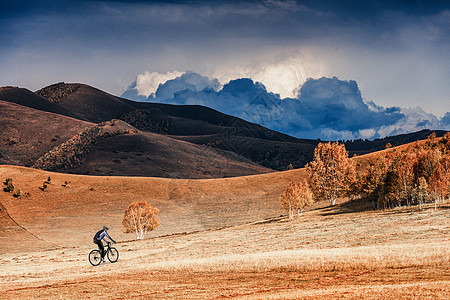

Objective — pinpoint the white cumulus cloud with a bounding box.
[213,53,328,99]
[135,70,184,97]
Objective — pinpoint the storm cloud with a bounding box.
[122,73,448,140]
[1,1,449,119]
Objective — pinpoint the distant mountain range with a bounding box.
[0,83,447,178]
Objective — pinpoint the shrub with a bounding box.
[13,188,22,198]
[3,178,14,193]
[39,183,48,191]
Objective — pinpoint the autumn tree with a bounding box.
[359,133,450,210]
[306,142,356,205]
[380,148,416,208]
[412,177,429,210]
[280,182,314,219]
[429,154,450,210]
[122,201,159,239]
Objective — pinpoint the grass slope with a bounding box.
[0,100,94,166]
[0,165,304,253]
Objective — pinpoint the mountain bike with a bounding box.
[89,241,119,266]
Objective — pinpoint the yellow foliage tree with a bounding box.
[306,142,356,205]
[122,201,159,239]
[280,181,314,219]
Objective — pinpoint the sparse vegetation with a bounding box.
[120,109,169,134]
[13,188,21,198]
[122,201,160,239]
[61,180,70,187]
[35,82,80,103]
[39,183,48,192]
[32,122,138,172]
[3,178,14,193]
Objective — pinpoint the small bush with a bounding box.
[13,188,22,198]
[61,180,70,187]
[39,183,48,192]
[3,178,14,193]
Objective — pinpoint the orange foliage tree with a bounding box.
[280,182,314,219]
[122,201,159,239]
[306,142,356,205]
[359,132,450,210]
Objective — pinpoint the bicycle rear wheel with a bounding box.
[107,247,119,263]
[89,250,102,266]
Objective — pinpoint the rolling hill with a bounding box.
[0,164,305,253]
[0,142,415,254]
[32,83,448,169]
[0,86,82,119]
[33,83,320,169]
[0,101,270,178]
[1,83,448,176]
[0,100,94,166]
[0,141,448,298]
[36,83,136,123]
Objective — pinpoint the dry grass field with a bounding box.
[0,164,449,298]
[0,201,448,299]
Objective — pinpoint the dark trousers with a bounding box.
[94,240,105,258]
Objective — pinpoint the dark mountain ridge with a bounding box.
[0,86,83,119]
[1,82,447,173]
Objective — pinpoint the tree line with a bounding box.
[280,132,450,218]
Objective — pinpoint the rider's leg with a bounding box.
[95,240,105,258]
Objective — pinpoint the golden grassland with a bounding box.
[0,192,448,299]
[0,164,304,253]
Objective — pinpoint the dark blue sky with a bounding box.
[1,0,449,117]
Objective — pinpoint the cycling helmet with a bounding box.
[103,226,109,230]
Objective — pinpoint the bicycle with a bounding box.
[89,241,119,266]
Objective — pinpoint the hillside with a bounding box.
[63,131,272,178]
[2,83,447,174]
[0,165,305,253]
[32,83,448,170]
[0,86,82,119]
[33,83,319,169]
[0,163,448,298]
[36,83,136,123]
[0,100,94,166]
[0,101,272,178]
[345,129,448,155]
[0,140,425,253]
[0,141,448,298]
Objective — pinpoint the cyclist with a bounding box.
[93,226,116,262]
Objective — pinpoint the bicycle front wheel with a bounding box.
[107,247,119,263]
[89,250,102,266]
